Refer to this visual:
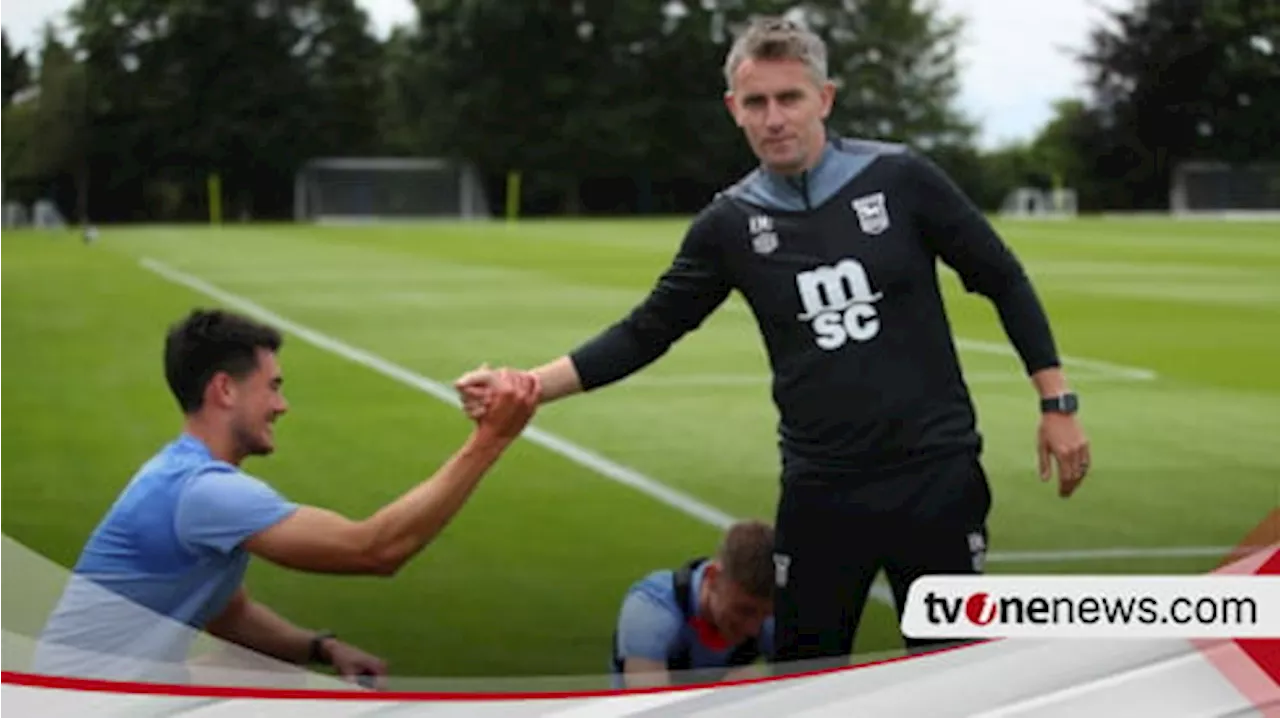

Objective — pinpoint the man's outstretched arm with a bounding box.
[457,206,734,414]
[177,370,539,577]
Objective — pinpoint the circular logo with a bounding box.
[965,592,997,625]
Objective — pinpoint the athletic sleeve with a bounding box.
[175,469,299,555]
[906,151,1062,375]
[615,590,683,663]
[569,204,733,391]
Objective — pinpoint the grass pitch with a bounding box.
[3,216,1277,683]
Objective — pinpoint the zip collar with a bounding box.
[757,137,839,212]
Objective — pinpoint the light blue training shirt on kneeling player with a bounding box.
[610,561,775,688]
[33,433,298,682]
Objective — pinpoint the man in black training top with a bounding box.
[455,16,1091,669]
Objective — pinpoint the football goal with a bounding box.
[1000,187,1078,219]
[3,201,30,228]
[293,157,492,223]
[1169,161,1280,219]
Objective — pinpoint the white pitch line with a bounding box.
[988,546,1234,563]
[718,300,1158,381]
[955,337,1158,381]
[141,257,900,606]
[139,258,742,531]
[619,372,1152,388]
[137,258,1195,613]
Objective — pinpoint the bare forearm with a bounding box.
[622,658,671,689]
[1031,367,1070,398]
[362,433,509,570]
[207,597,315,664]
[531,356,583,404]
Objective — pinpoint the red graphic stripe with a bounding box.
[1198,511,1280,716]
[1,641,980,701]
[1236,547,1280,689]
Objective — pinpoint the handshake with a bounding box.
[453,364,542,441]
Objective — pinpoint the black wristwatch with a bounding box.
[1040,393,1079,415]
[309,631,336,665]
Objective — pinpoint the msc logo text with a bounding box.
[794,258,884,350]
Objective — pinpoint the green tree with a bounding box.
[403,0,980,215]
[68,0,385,220]
[794,0,976,148]
[2,29,34,106]
[1075,0,1280,209]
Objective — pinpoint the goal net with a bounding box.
[1000,187,1078,219]
[294,157,491,223]
[33,199,68,228]
[3,199,67,229]
[1170,161,1280,218]
[4,201,30,228]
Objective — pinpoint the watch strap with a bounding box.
[309,631,336,665]
[1040,393,1079,414]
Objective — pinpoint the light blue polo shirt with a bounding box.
[33,433,298,681]
[611,561,774,687]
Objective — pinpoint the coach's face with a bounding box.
[230,348,289,458]
[725,57,835,175]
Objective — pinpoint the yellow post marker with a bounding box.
[208,173,223,225]
[506,171,521,223]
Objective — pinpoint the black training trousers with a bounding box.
[770,449,992,669]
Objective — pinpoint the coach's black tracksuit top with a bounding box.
[570,135,1060,480]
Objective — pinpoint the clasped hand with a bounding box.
[454,364,540,436]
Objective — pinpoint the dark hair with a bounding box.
[717,519,776,599]
[164,309,283,413]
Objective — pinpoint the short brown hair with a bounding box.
[164,308,283,413]
[723,15,829,90]
[716,519,776,599]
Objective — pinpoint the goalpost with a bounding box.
[293,157,492,223]
[1169,161,1280,219]
[1000,186,1079,219]
[2,198,67,229]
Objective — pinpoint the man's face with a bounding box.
[228,348,289,458]
[724,56,835,175]
[706,565,773,646]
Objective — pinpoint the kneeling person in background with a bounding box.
[611,520,776,688]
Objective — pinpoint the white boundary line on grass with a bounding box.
[139,258,738,532]
[620,372,1152,388]
[954,337,1158,381]
[139,258,1212,611]
[719,301,1159,381]
[988,546,1234,563]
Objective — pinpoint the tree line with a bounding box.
[3,0,1276,223]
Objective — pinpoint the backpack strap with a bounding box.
[672,557,707,619]
[667,556,708,672]
[612,557,709,676]
[726,636,761,667]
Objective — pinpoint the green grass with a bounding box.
[3,217,1278,685]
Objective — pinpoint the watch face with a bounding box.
[1043,394,1078,413]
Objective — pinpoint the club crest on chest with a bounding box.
[851,192,890,235]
